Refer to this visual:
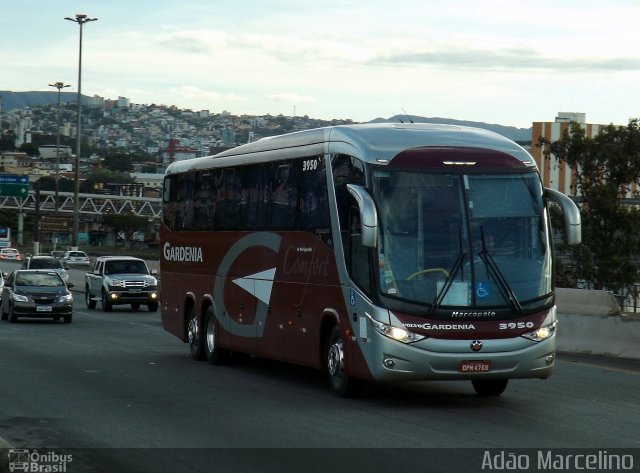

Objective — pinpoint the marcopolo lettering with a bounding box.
[452,310,496,318]
[163,243,203,262]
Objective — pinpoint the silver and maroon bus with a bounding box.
[160,123,581,396]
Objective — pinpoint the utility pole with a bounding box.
[65,13,97,249]
[49,81,70,213]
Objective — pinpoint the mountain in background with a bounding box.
[1,91,532,142]
[0,90,88,110]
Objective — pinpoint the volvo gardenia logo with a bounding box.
[470,340,484,352]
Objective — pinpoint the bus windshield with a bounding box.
[372,169,552,310]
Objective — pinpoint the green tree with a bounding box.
[18,143,40,157]
[0,130,16,151]
[539,119,640,288]
[101,213,151,246]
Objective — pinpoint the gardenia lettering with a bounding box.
[404,323,476,330]
[163,243,203,262]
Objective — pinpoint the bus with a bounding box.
[160,123,581,397]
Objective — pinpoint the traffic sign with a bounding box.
[0,174,29,197]
[38,215,73,232]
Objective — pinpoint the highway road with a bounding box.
[0,261,639,472]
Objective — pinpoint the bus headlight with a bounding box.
[522,320,557,342]
[370,317,425,344]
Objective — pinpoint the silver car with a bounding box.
[21,256,70,284]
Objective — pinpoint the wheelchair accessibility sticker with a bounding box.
[476,282,491,299]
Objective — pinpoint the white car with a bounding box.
[0,247,21,261]
[62,250,90,267]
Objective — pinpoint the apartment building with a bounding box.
[530,112,606,197]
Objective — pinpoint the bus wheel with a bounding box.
[326,325,362,397]
[187,307,206,361]
[204,307,229,365]
[472,379,508,396]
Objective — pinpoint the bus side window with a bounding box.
[348,206,373,295]
[332,154,371,296]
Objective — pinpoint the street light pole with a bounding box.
[65,13,97,250]
[48,81,70,214]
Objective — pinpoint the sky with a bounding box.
[3,0,640,129]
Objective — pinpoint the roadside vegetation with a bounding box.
[539,118,640,289]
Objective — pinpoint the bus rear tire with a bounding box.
[204,307,229,365]
[326,325,362,397]
[472,379,508,396]
[188,307,206,361]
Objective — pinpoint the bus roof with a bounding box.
[165,122,535,175]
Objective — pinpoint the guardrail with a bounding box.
[604,283,640,314]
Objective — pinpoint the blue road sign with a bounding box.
[0,174,29,184]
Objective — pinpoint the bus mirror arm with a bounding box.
[545,188,582,245]
[347,184,378,248]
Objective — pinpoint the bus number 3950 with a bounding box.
[302,159,319,171]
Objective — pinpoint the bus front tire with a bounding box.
[472,379,508,396]
[326,325,362,397]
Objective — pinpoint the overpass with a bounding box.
[0,189,162,219]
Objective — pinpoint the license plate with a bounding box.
[129,289,142,294]
[37,306,53,312]
[459,360,491,373]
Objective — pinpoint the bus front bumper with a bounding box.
[363,330,556,382]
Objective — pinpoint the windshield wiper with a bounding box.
[428,251,467,316]
[478,229,522,314]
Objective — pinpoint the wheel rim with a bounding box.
[327,339,344,379]
[206,315,215,352]
[187,313,197,344]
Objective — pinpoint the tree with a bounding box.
[101,213,151,247]
[539,119,640,288]
[18,143,40,157]
[0,130,16,151]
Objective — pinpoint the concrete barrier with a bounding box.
[556,288,640,360]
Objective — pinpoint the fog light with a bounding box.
[383,358,396,369]
[545,354,555,366]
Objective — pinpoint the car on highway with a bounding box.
[0,247,21,261]
[21,255,70,284]
[1,269,73,323]
[85,256,158,312]
[62,250,90,267]
[50,250,66,261]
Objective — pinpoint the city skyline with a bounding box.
[3,0,640,129]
